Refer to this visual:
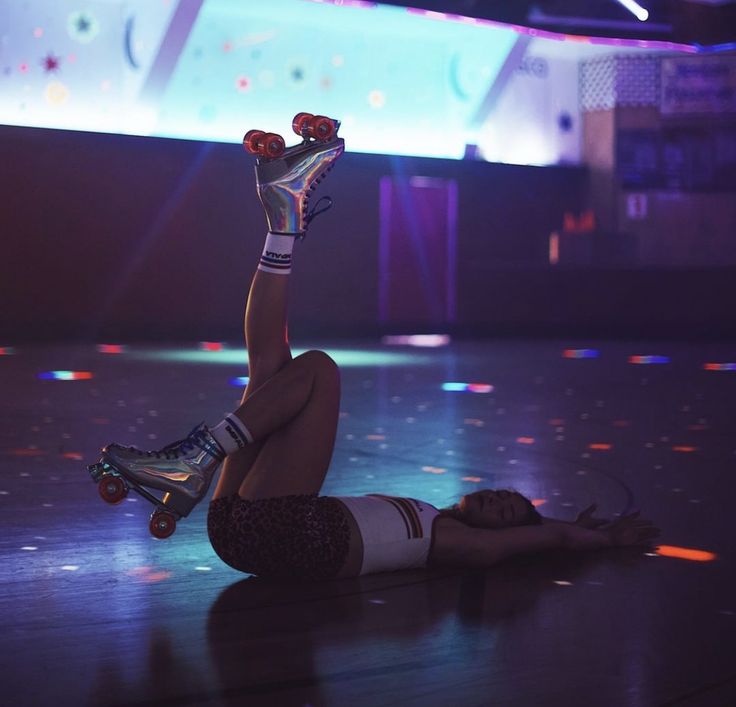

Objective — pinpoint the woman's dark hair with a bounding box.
[439,489,543,528]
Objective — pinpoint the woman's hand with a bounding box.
[602,511,661,548]
[563,511,660,550]
[574,503,609,529]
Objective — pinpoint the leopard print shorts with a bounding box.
[207,493,351,580]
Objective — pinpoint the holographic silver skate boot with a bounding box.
[243,112,345,237]
[87,423,225,539]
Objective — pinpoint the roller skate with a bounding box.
[243,112,344,237]
[87,423,225,539]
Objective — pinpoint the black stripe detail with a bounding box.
[225,415,251,446]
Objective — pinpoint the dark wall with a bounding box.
[2,125,735,342]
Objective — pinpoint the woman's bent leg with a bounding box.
[237,349,340,500]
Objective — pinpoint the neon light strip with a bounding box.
[306,0,712,53]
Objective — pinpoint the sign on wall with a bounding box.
[661,56,736,115]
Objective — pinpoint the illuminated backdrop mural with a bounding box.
[0,0,690,164]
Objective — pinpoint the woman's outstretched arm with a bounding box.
[431,512,659,568]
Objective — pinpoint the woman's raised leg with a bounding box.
[210,267,293,500]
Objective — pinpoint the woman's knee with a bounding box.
[299,350,340,383]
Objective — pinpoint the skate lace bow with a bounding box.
[305,196,333,226]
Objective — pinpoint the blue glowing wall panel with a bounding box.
[0,0,667,163]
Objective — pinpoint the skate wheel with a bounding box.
[292,112,314,137]
[243,129,265,154]
[98,475,128,504]
[150,510,177,539]
[259,132,285,158]
[310,115,336,141]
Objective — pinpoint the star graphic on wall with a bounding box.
[291,67,304,82]
[41,53,61,74]
[76,15,91,33]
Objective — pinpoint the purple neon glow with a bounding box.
[306,0,704,53]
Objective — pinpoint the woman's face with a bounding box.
[459,489,533,529]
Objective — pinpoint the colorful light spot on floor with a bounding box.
[629,355,670,365]
[230,376,249,386]
[422,466,446,474]
[687,425,708,431]
[563,349,599,359]
[554,580,573,586]
[461,476,482,482]
[589,443,612,450]
[194,566,212,572]
[0,347,16,355]
[531,499,547,507]
[96,344,126,354]
[127,566,173,582]
[61,452,83,460]
[672,446,697,453]
[38,371,94,380]
[612,420,631,427]
[8,448,45,457]
[366,434,386,441]
[703,363,736,371]
[656,545,716,562]
[61,565,79,571]
[464,418,485,427]
[21,546,38,551]
[516,437,535,445]
[382,334,450,347]
[199,342,223,352]
[442,382,494,393]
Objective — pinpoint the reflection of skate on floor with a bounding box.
[88,424,225,538]
[244,112,345,236]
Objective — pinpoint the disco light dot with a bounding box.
[629,355,670,365]
[235,75,251,92]
[563,349,599,359]
[0,347,16,355]
[229,376,249,386]
[61,565,79,571]
[21,546,38,551]
[97,344,125,354]
[703,363,736,371]
[33,27,44,39]
[38,370,94,380]
[656,545,716,562]
[442,382,494,393]
[199,341,223,351]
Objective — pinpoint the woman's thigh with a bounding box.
[238,351,340,500]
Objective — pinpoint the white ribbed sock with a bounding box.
[210,414,254,454]
[258,232,295,275]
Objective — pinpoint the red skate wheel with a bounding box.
[259,132,285,158]
[310,115,335,141]
[243,129,265,154]
[98,475,128,504]
[149,510,176,539]
[292,112,314,136]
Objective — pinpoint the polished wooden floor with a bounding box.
[2,339,735,707]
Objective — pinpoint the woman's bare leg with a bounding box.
[211,269,293,500]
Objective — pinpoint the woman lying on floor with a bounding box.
[91,114,660,580]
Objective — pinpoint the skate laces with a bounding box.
[121,425,209,460]
[305,196,333,226]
